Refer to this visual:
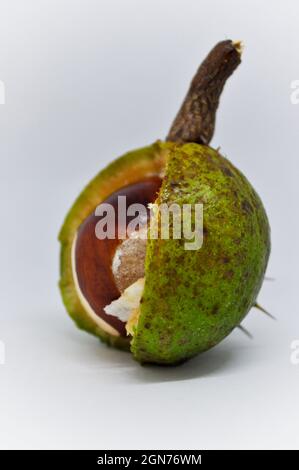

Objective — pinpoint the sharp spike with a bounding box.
[237,325,253,339]
[254,302,276,320]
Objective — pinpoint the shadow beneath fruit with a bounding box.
[61,321,254,384]
[128,340,253,384]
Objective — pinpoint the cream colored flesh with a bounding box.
[104,278,144,323]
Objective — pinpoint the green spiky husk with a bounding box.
[131,143,270,364]
[59,141,270,363]
[58,142,166,350]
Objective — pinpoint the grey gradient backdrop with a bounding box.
[0,0,298,449]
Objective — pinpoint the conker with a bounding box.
[59,40,270,365]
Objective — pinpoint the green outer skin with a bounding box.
[59,141,270,364]
[59,142,166,350]
[131,143,270,364]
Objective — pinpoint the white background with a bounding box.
[0,0,298,450]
